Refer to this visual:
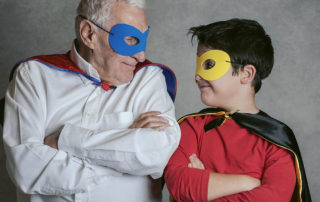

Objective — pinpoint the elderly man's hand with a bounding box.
[130,111,170,130]
[44,132,60,149]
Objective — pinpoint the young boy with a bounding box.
[164,19,311,202]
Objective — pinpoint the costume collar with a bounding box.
[70,40,101,85]
[7,42,177,101]
[70,40,133,88]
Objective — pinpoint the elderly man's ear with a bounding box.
[79,20,97,50]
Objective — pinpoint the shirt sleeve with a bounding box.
[3,64,96,195]
[164,118,211,202]
[57,67,181,179]
[212,144,296,202]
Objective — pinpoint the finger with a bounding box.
[151,125,170,131]
[44,133,59,149]
[44,132,58,143]
[144,120,170,129]
[137,116,169,128]
[139,111,162,118]
[130,119,168,129]
[131,112,161,128]
[198,159,205,170]
[189,154,198,168]
[189,154,205,170]
[138,112,168,125]
[192,155,205,170]
[130,112,169,129]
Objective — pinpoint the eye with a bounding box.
[203,59,216,70]
[124,36,140,46]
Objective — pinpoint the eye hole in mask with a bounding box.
[196,49,231,81]
[124,36,140,46]
[109,24,150,56]
[203,59,216,70]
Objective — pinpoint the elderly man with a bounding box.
[2,0,180,202]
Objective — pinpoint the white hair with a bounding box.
[75,0,145,40]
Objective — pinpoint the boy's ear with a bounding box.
[240,64,256,84]
[79,20,97,50]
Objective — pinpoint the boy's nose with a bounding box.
[195,75,203,82]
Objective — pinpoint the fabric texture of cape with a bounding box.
[172,108,311,202]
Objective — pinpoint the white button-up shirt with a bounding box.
[3,43,180,202]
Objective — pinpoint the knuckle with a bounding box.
[145,123,152,128]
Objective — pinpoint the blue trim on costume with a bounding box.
[158,65,176,102]
[19,58,176,101]
[26,59,103,86]
[137,63,176,102]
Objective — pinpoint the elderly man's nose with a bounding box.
[131,51,146,63]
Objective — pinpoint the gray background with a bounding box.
[0,0,319,201]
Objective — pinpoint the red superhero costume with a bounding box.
[165,108,311,202]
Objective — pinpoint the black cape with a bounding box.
[177,108,311,202]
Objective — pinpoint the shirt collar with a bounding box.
[70,40,101,84]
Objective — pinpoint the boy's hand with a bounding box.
[130,111,169,130]
[188,154,205,170]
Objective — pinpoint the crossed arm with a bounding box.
[164,119,296,202]
[3,64,180,195]
[188,154,260,201]
[45,111,169,149]
[165,148,261,202]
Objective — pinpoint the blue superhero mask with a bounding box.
[108,24,150,56]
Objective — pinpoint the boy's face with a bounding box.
[195,45,242,110]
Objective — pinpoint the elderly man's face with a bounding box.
[92,2,148,86]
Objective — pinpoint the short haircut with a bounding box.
[75,0,145,40]
[189,18,274,93]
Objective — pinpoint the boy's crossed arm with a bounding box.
[188,154,261,201]
[188,149,296,202]
[165,147,261,202]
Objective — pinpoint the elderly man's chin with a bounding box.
[118,69,135,85]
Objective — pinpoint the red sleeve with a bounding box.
[164,118,211,202]
[212,144,296,202]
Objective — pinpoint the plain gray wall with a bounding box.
[0,0,319,201]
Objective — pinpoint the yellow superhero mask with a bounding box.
[196,50,231,81]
